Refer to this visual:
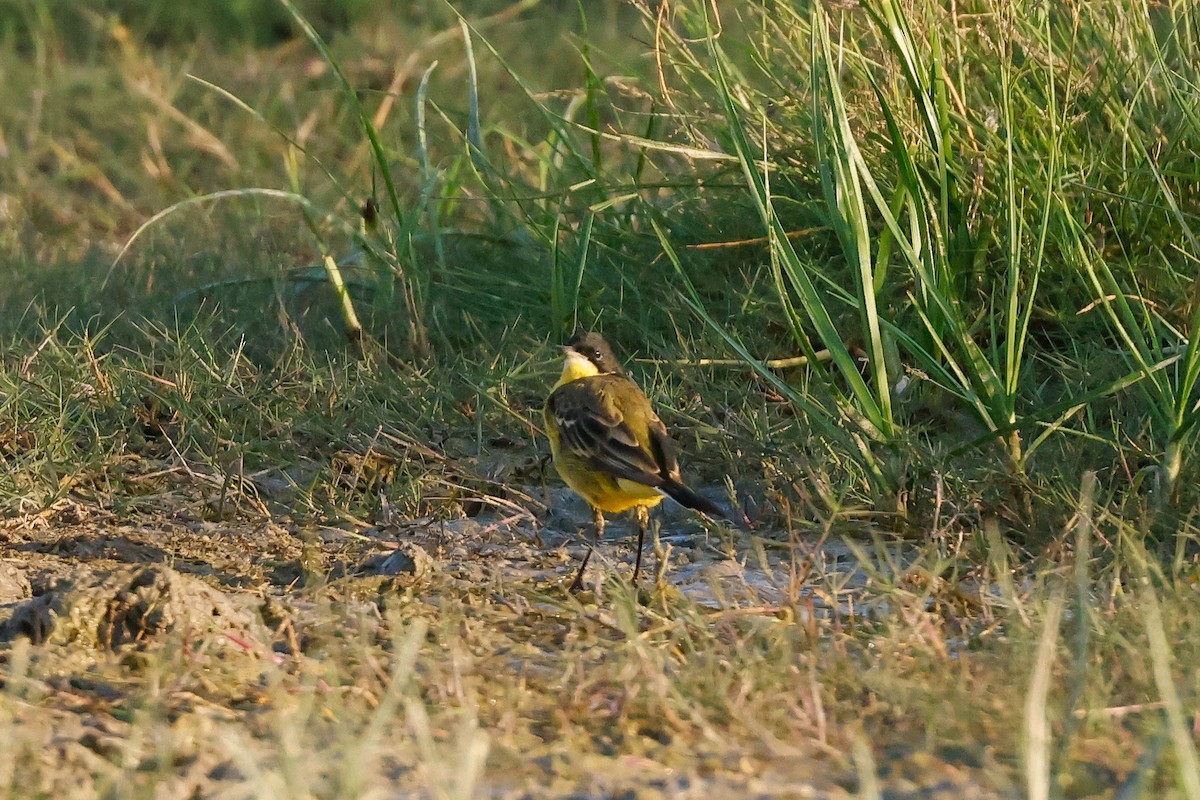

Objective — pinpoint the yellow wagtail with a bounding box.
[543,331,725,591]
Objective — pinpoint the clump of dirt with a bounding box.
[0,559,31,605]
[356,541,435,580]
[0,565,267,650]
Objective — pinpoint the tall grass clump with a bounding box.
[632,0,1200,509]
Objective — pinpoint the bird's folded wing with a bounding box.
[549,387,664,487]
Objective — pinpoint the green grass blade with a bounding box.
[704,6,891,440]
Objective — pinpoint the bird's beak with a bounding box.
[560,346,572,355]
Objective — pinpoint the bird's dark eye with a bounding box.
[592,349,602,360]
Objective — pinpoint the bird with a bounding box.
[543,331,725,592]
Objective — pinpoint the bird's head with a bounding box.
[559,331,622,382]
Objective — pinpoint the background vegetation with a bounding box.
[0,0,1197,797]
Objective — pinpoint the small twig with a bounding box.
[1073,702,1165,720]
[635,350,832,369]
[684,227,822,249]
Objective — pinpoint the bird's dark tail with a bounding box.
[661,478,728,519]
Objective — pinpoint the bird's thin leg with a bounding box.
[632,505,649,585]
[570,507,605,593]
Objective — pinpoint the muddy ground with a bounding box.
[0,467,1061,798]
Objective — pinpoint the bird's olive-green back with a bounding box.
[544,373,681,484]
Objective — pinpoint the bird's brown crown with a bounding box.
[566,332,623,375]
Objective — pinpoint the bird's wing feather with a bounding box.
[645,414,681,482]
[549,379,664,487]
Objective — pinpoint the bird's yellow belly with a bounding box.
[547,434,664,514]
[573,474,665,514]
